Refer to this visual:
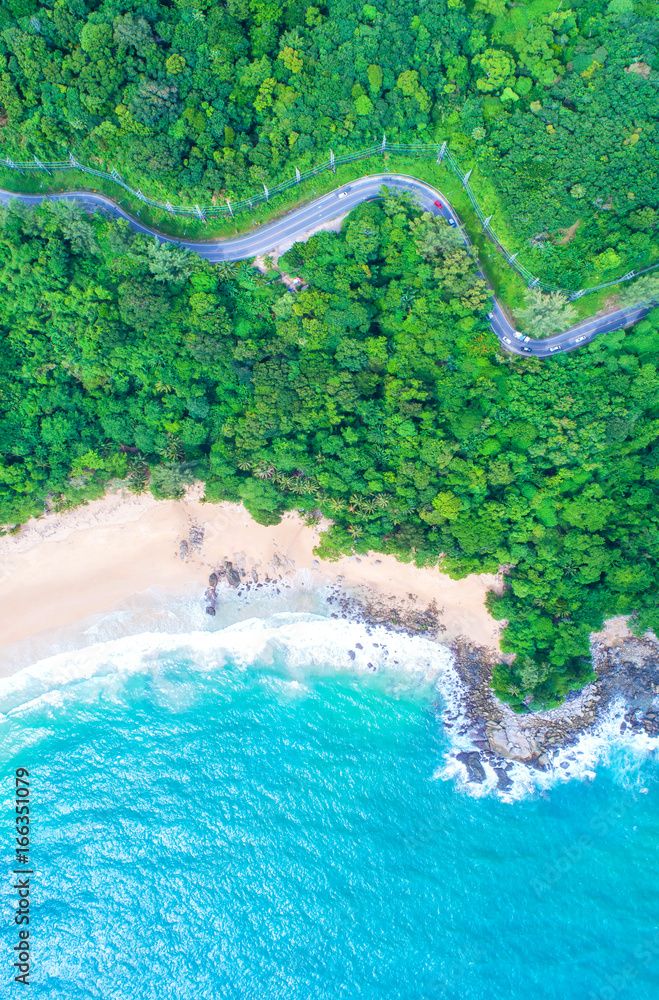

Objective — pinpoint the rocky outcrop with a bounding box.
[445,628,659,785]
[486,720,538,762]
[224,562,242,587]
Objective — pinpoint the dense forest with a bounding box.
[0,0,658,287]
[2,195,659,708]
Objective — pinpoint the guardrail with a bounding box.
[2,139,658,300]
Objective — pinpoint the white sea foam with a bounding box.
[3,580,657,797]
[0,612,455,717]
[1,570,334,675]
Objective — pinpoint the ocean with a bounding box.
[1,584,658,999]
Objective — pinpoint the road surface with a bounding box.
[0,174,651,357]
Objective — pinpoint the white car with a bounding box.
[503,337,512,345]
[573,335,587,343]
[521,346,532,353]
[549,345,561,353]
[337,191,348,199]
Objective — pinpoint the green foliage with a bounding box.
[473,49,516,93]
[149,463,195,501]
[515,290,578,337]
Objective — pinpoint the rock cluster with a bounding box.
[326,589,447,640]
[204,560,257,613]
[444,631,659,784]
[178,523,205,561]
[203,552,297,615]
[592,635,659,737]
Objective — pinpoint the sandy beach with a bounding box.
[0,485,503,669]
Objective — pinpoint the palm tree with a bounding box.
[216,261,238,281]
[255,463,276,480]
[161,434,183,462]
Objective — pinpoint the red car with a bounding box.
[434,200,443,208]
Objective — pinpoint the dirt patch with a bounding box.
[253,251,305,290]
[558,219,580,245]
[625,62,651,80]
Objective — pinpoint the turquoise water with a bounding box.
[1,614,658,1000]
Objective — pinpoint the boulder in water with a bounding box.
[456,751,486,784]
[494,767,513,791]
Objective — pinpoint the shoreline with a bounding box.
[2,487,657,795]
[0,485,503,673]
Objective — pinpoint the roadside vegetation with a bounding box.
[0,0,658,293]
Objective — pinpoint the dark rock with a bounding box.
[456,751,486,784]
[189,525,204,547]
[356,643,363,649]
[225,563,241,587]
[348,650,356,660]
[205,606,216,616]
[209,573,218,586]
[494,767,513,791]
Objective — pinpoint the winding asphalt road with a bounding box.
[0,174,651,357]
